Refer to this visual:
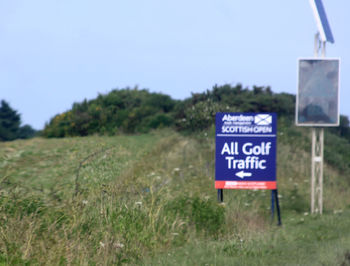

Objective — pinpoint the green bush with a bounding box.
[175,84,295,132]
[43,88,178,137]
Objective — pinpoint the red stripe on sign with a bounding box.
[215,181,276,190]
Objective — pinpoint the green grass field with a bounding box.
[1,128,350,265]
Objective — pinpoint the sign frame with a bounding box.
[296,57,340,127]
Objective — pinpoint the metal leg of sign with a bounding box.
[217,189,223,203]
[274,190,282,226]
[271,190,275,221]
[271,189,282,226]
[311,128,324,214]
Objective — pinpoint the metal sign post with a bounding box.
[312,33,324,215]
[271,189,282,226]
[311,127,324,214]
[296,0,339,214]
[217,189,223,202]
[297,57,339,215]
[312,33,325,214]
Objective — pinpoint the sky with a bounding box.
[0,0,349,130]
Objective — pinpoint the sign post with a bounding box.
[295,0,339,214]
[215,112,281,224]
[296,58,339,214]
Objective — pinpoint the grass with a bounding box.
[145,211,350,265]
[1,127,350,265]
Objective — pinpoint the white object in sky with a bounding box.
[309,0,335,43]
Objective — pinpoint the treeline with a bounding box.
[0,100,37,141]
[42,84,350,140]
[174,84,295,132]
[42,84,294,137]
[42,88,178,137]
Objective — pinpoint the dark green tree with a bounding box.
[0,100,37,141]
[0,100,21,141]
[18,125,37,139]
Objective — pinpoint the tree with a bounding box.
[0,100,36,141]
[18,125,37,139]
[0,100,21,141]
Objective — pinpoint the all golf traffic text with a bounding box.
[221,141,271,170]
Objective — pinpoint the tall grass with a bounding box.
[1,128,350,264]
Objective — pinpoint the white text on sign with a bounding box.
[221,142,271,170]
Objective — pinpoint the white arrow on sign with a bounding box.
[235,171,252,179]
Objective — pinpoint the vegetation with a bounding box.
[0,100,37,141]
[1,126,350,265]
[174,84,295,132]
[42,84,350,142]
[42,84,297,137]
[41,83,350,176]
[2,83,350,264]
[42,88,178,137]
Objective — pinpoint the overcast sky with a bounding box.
[1,0,349,130]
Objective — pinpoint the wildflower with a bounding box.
[304,212,309,216]
[99,242,105,248]
[82,200,88,205]
[114,242,124,249]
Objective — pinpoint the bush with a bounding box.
[43,88,178,137]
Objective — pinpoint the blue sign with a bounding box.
[215,113,277,190]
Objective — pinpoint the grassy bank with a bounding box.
[1,128,350,265]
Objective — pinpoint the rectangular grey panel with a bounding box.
[296,58,340,127]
